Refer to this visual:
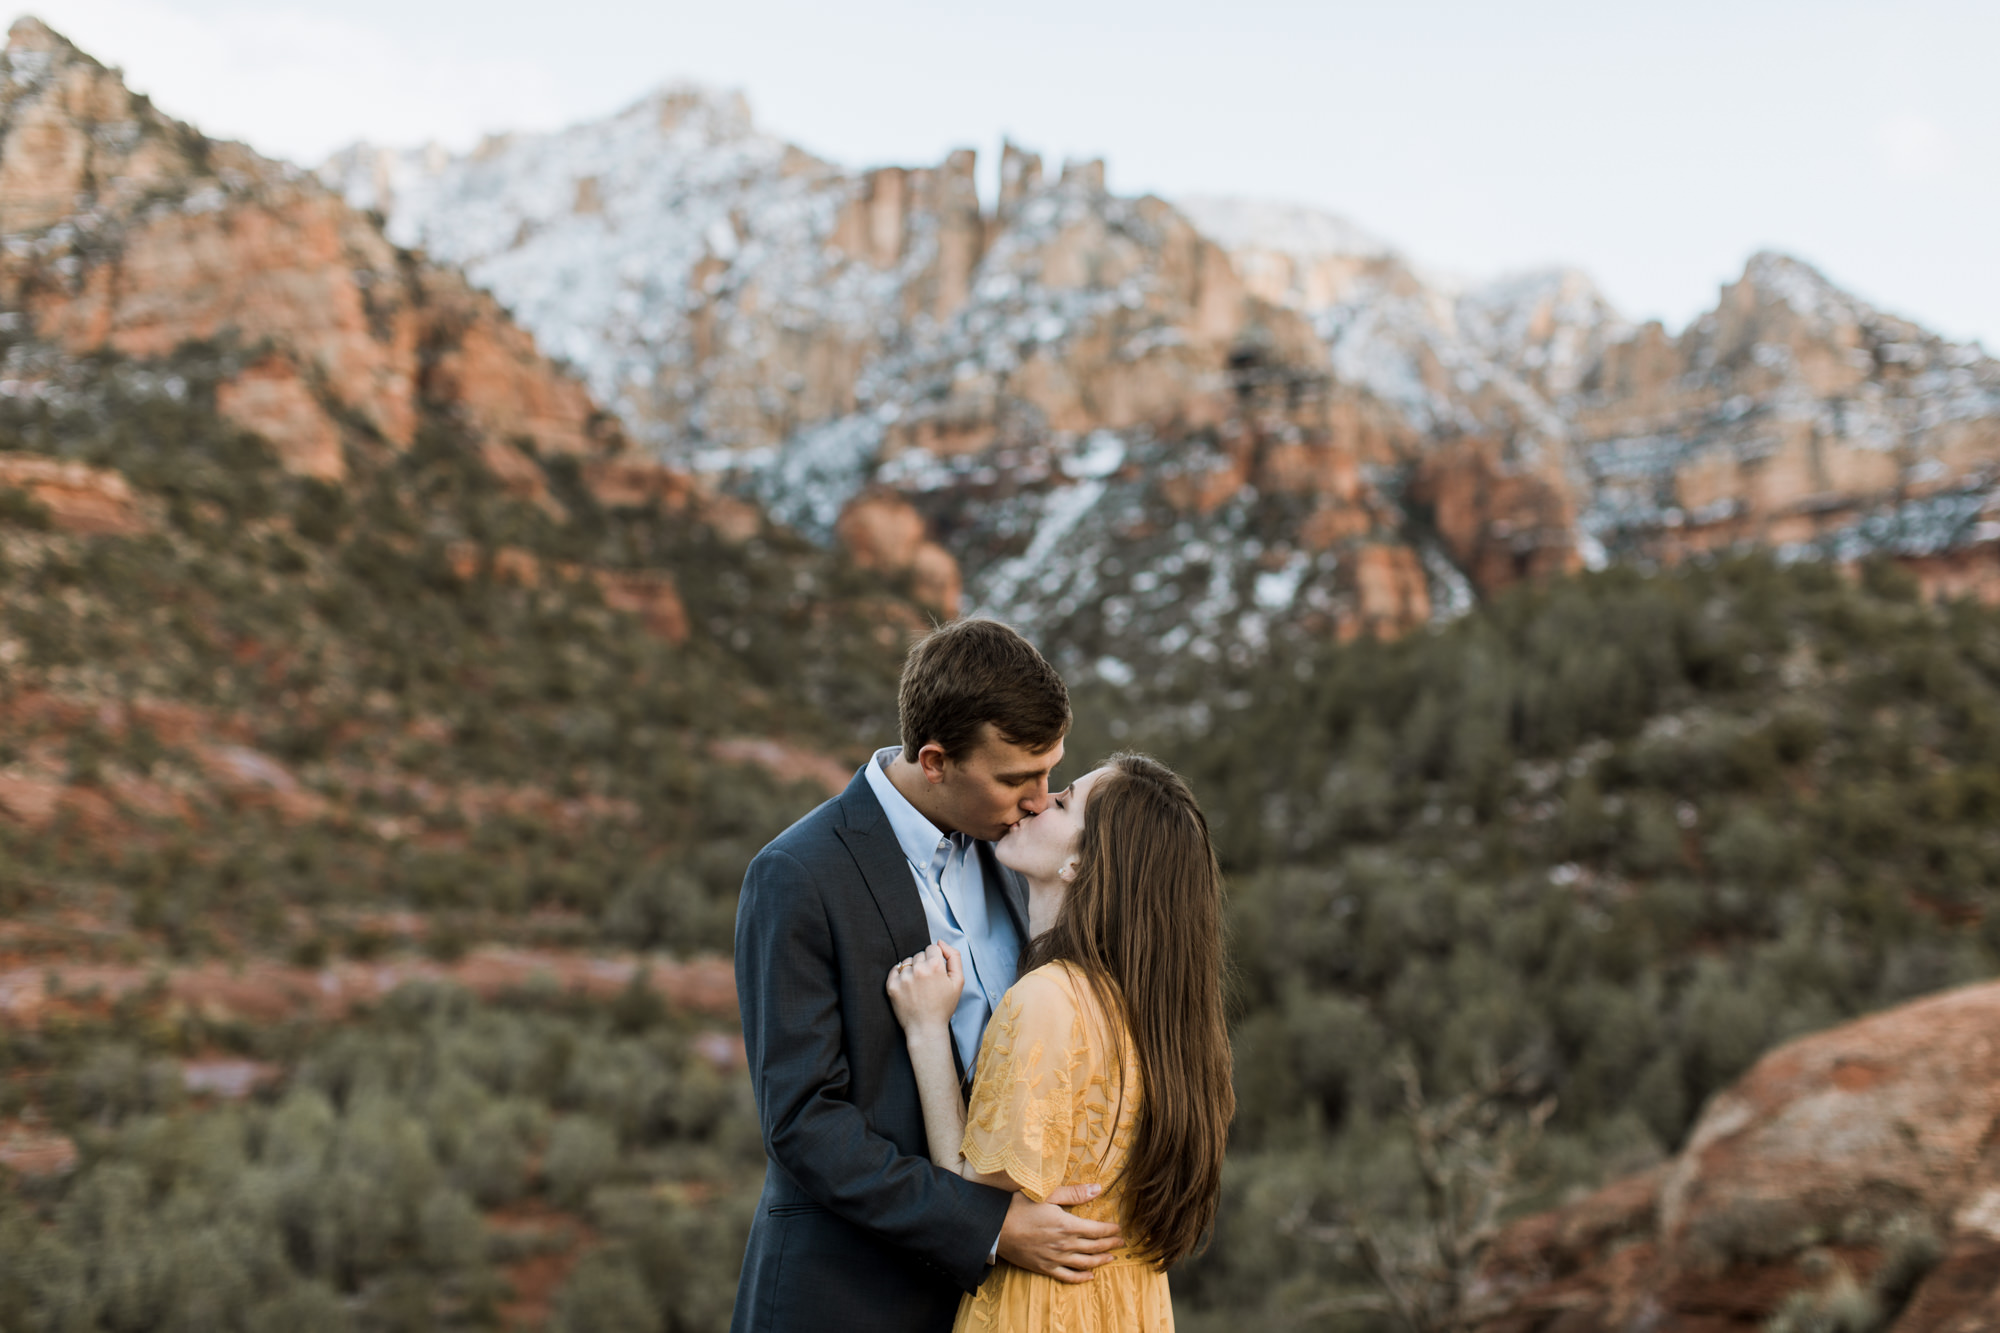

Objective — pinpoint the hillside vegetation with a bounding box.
[0,978,760,1332]
[0,334,916,959]
[0,333,913,1331]
[1082,556,2000,1328]
[3,338,1999,1329]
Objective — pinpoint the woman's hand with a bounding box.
[886,941,963,1033]
[889,943,972,1178]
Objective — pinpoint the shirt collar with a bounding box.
[865,746,961,878]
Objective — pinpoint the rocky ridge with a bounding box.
[5,23,552,469]
[0,15,752,532]
[0,16,924,962]
[332,89,2000,680]
[327,107,1515,666]
[1187,205,2000,588]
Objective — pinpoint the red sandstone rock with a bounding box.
[439,541,689,640]
[1659,984,2000,1268]
[1412,437,1581,591]
[0,771,64,827]
[1346,544,1432,638]
[0,1119,78,1177]
[907,541,963,621]
[583,456,698,511]
[1894,540,2000,608]
[215,355,346,480]
[836,492,926,569]
[419,277,606,457]
[1571,256,2000,569]
[593,569,690,644]
[698,491,764,544]
[0,949,739,1030]
[707,737,852,796]
[836,492,963,617]
[1475,982,2000,1332]
[1,18,618,504]
[0,452,147,534]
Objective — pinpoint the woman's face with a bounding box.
[996,766,1107,882]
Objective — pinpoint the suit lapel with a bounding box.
[834,767,933,962]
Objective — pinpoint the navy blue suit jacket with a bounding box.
[730,765,1028,1333]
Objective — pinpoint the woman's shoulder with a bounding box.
[997,964,1127,1082]
[1006,961,1117,1027]
[1013,959,1085,993]
[999,961,1081,1012]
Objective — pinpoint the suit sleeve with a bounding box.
[735,846,1011,1292]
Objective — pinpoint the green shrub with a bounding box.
[552,1249,662,1333]
[0,484,52,529]
[545,1115,620,1207]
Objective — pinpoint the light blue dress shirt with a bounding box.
[865,746,1022,1077]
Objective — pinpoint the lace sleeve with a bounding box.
[960,969,1086,1202]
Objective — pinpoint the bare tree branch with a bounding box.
[1296,1053,1556,1333]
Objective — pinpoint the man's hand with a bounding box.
[996,1186,1122,1283]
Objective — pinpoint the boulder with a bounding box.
[1476,981,2000,1332]
[0,453,147,534]
[836,492,962,618]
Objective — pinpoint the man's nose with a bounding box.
[1020,784,1051,815]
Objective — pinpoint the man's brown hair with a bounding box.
[898,619,1070,761]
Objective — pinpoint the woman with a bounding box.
[886,753,1234,1332]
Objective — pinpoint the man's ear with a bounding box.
[916,741,952,785]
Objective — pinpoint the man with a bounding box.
[731,619,1123,1332]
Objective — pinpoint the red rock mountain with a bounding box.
[7,15,1998,662]
[0,15,691,519]
[328,110,1545,660]
[331,95,2000,679]
[0,17,912,882]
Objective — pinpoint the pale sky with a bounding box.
[17,0,2000,347]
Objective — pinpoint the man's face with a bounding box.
[919,724,1066,842]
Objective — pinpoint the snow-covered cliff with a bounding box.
[325,89,2000,671]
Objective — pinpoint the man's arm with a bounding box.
[736,847,1009,1291]
[998,1194,1122,1284]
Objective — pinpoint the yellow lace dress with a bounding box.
[955,961,1173,1332]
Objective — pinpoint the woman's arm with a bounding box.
[887,944,1017,1189]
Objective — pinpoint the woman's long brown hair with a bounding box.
[1020,752,1234,1269]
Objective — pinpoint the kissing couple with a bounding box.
[731,619,1234,1333]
